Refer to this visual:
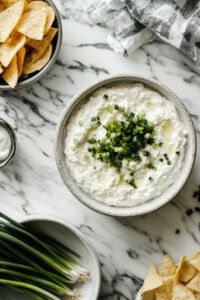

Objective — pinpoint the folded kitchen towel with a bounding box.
[88,0,200,64]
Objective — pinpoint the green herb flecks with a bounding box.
[127,179,137,189]
[147,162,156,170]
[79,121,83,127]
[87,106,158,187]
[90,115,101,129]
[153,142,163,150]
[143,151,150,157]
[164,153,171,165]
[114,105,124,112]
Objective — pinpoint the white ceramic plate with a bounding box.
[0,215,101,300]
[55,75,196,217]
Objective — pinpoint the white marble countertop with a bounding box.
[1,1,200,299]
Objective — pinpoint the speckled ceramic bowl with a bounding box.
[0,0,62,90]
[0,215,101,300]
[55,75,196,217]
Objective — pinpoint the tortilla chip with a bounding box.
[26,27,57,62]
[155,276,174,300]
[26,1,55,34]
[190,252,200,271]
[23,43,52,74]
[2,55,18,88]
[142,291,155,300]
[187,273,200,293]
[0,64,3,74]
[0,0,18,8]
[0,0,25,42]
[175,256,186,282]
[27,27,57,47]
[178,258,198,283]
[0,33,26,67]
[44,6,55,34]
[194,292,200,299]
[0,2,5,12]
[158,255,177,277]
[17,5,47,40]
[28,0,48,9]
[172,282,195,300]
[140,265,163,295]
[17,46,26,77]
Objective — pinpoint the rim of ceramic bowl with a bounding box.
[55,74,197,217]
[19,214,101,300]
[0,0,63,90]
[0,118,16,168]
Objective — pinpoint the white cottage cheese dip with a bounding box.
[0,124,11,161]
[64,84,187,207]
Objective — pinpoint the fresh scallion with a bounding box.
[0,213,90,299]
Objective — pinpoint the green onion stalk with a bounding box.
[0,213,90,299]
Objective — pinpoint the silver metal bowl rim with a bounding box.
[0,118,16,168]
[0,0,63,90]
[19,214,101,300]
[55,74,197,217]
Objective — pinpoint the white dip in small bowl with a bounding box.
[64,84,187,207]
[0,119,16,168]
[0,124,11,162]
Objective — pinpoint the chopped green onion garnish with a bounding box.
[163,153,171,165]
[153,144,159,150]
[87,106,160,188]
[143,151,150,156]
[147,163,156,170]
[128,179,137,189]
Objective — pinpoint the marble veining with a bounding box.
[0,0,200,299]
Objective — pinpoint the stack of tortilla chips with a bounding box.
[140,252,200,299]
[0,0,58,88]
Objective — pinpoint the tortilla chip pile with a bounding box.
[140,252,200,299]
[0,0,58,88]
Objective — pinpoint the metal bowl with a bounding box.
[0,0,62,90]
[55,75,196,217]
[0,119,16,168]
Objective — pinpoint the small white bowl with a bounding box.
[55,75,196,217]
[0,215,101,300]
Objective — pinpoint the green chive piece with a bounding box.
[163,153,172,165]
